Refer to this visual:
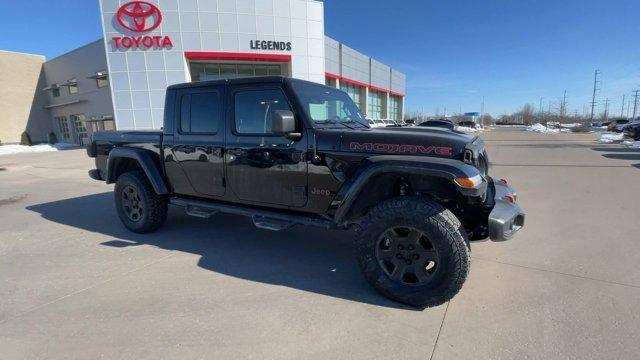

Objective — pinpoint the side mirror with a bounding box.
[272,110,298,137]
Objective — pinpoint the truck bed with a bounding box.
[89,130,164,178]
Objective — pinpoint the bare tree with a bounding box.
[521,104,535,125]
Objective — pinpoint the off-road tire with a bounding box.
[355,197,470,308]
[114,170,168,234]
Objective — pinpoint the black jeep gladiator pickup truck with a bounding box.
[87,76,524,307]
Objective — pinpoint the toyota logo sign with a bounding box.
[116,1,163,33]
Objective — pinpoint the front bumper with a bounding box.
[488,181,525,241]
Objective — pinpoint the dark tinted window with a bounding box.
[180,91,221,134]
[234,89,291,134]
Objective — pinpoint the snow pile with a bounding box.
[560,123,582,128]
[622,140,640,148]
[525,123,560,134]
[598,132,624,143]
[0,143,77,156]
[456,125,484,133]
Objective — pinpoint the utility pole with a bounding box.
[560,90,568,120]
[589,70,601,121]
[603,98,611,121]
[632,90,640,120]
[480,96,485,125]
[621,95,626,118]
[539,97,545,124]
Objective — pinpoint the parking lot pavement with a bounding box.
[1,127,639,359]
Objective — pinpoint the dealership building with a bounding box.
[0,0,406,145]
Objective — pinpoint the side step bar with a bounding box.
[170,197,334,231]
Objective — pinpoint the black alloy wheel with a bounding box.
[121,185,144,222]
[376,227,439,286]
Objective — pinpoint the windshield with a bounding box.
[290,80,368,128]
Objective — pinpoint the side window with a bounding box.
[234,89,291,135]
[180,91,221,134]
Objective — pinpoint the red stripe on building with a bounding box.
[325,72,340,80]
[184,52,292,62]
[369,85,389,94]
[325,72,404,97]
[338,76,370,89]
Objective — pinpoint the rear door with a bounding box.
[225,84,308,207]
[169,86,226,197]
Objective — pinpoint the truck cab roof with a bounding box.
[167,76,314,91]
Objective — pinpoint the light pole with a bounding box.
[539,97,545,125]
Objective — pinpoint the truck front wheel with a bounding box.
[114,171,168,234]
[355,197,470,308]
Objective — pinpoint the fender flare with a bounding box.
[333,155,484,224]
[106,147,169,195]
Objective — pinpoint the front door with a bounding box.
[169,86,226,198]
[225,85,308,207]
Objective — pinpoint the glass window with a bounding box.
[180,91,221,134]
[325,77,337,87]
[267,65,281,75]
[234,89,291,135]
[190,63,206,82]
[389,95,401,121]
[340,82,362,111]
[68,79,78,94]
[103,118,115,131]
[291,80,367,128]
[254,65,268,76]
[220,64,237,79]
[237,64,255,77]
[52,86,60,98]
[55,116,70,140]
[71,114,88,145]
[368,90,383,120]
[97,76,108,88]
[190,63,283,81]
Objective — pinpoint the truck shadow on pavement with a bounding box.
[27,193,415,310]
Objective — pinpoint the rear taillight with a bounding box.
[504,194,516,203]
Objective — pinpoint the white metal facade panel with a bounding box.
[324,36,340,76]
[340,44,369,85]
[370,58,391,91]
[391,69,406,95]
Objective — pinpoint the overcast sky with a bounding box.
[1,0,638,115]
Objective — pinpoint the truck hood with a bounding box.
[337,127,475,159]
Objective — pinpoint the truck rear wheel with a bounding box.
[114,171,167,234]
[355,197,470,308]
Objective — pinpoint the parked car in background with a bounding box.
[457,120,478,128]
[366,118,386,128]
[381,119,401,127]
[419,119,455,130]
[623,121,640,140]
[607,119,630,132]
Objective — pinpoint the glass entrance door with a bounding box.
[70,114,88,145]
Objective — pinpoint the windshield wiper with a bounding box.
[343,120,369,129]
[315,119,359,130]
